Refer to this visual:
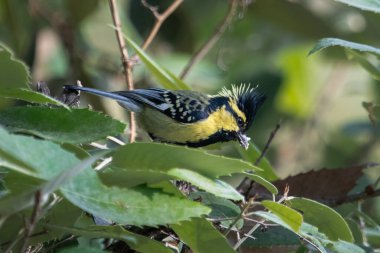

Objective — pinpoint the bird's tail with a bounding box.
[63,85,142,112]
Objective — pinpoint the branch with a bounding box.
[237,120,282,194]
[19,191,42,253]
[179,0,239,79]
[328,186,380,206]
[254,119,282,166]
[108,0,136,143]
[141,0,184,50]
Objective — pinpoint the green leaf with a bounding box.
[168,168,243,201]
[0,128,210,226]
[0,153,103,216]
[99,168,170,188]
[62,178,210,226]
[254,211,297,232]
[0,107,126,144]
[287,197,354,242]
[334,0,380,13]
[244,173,278,194]
[0,43,31,90]
[171,217,236,253]
[190,192,243,229]
[261,201,303,232]
[50,225,172,253]
[0,88,69,109]
[309,38,380,57]
[298,223,329,253]
[235,142,278,181]
[346,49,380,81]
[123,36,190,90]
[58,246,109,253]
[327,240,365,253]
[0,126,77,178]
[294,221,363,253]
[111,142,261,179]
[243,226,300,248]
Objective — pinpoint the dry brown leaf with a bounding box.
[250,163,379,203]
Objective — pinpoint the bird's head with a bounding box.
[218,85,266,149]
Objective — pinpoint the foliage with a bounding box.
[0,1,380,253]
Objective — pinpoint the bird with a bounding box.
[63,85,266,149]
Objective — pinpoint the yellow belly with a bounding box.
[136,107,239,144]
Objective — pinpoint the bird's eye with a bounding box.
[237,117,244,126]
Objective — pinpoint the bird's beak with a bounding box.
[237,132,250,150]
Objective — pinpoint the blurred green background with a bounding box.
[0,0,379,220]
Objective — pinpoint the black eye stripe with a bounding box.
[225,104,245,127]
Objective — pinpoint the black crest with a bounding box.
[219,85,266,130]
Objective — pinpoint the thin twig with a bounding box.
[299,236,324,253]
[233,220,262,250]
[329,188,380,206]
[141,0,184,50]
[234,188,289,250]
[19,191,42,253]
[254,119,282,166]
[3,228,24,253]
[179,0,239,79]
[224,199,254,236]
[236,120,282,194]
[108,0,136,143]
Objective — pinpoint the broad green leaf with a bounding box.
[168,168,243,201]
[287,197,354,242]
[123,36,190,90]
[298,223,329,253]
[171,218,236,253]
[327,240,365,253]
[190,192,243,229]
[334,0,380,13]
[300,223,364,253]
[111,142,261,178]
[235,142,278,181]
[0,44,30,90]
[346,49,380,81]
[58,246,109,253]
[0,107,126,144]
[309,38,380,57]
[0,88,69,109]
[244,173,278,194]
[0,153,102,216]
[261,201,303,232]
[62,177,210,226]
[242,226,300,248]
[0,128,210,226]
[0,126,76,178]
[99,168,170,188]
[50,225,172,253]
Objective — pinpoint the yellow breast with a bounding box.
[137,106,239,143]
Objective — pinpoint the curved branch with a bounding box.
[141,0,184,50]
[179,0,239,79]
